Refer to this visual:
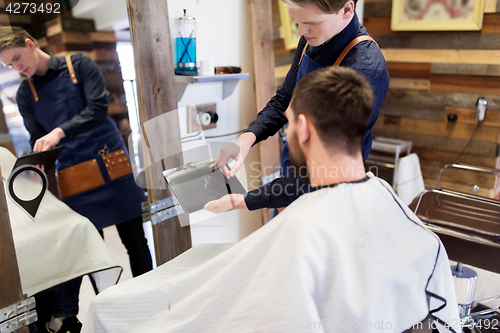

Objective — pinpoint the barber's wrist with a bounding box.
[234,194,247,210]
[53,127,66,140]
[237,132,256,149]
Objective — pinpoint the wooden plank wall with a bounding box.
[364,0,500,197]
[272,0,500,197]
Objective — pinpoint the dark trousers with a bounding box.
[100,216,153,277]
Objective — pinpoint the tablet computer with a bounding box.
[13,146,63,171]
[163,158,246,214]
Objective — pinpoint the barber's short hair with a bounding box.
[290,66,373,156]
[280,0,356,13]
[0,26,38,52]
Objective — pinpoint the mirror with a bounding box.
[7,165,48,219]
[12,170,44,201]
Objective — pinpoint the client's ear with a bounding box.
[297,114,310,145]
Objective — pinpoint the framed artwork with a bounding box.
[391,0,485,30]
[278,1,300,50]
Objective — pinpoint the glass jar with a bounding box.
[175,9,197,75]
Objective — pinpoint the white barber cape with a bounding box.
[0,147,122,296]
[83,173,460,333]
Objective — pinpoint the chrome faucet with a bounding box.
[476,97,487,123]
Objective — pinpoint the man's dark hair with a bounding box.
[281,0,356,13]
[290,66,373,156]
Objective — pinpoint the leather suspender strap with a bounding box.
[66,54,78,84]
[28,54,78,103]
[27,79,39,102]
[333,35,377,66]
[297,35,378,68]
[298,42,309,66]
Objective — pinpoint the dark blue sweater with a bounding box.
[244,14,390,211]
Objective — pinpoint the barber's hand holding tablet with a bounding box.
[204,193,247,214]
[33,127,65,153]
[210,132,256,178]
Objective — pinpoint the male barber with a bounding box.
[206,0,389,214]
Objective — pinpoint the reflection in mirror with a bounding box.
[13,170,44,201]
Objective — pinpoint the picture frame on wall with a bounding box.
[391,0,485,31]
[278,1,300,50]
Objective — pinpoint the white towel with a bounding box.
[395,153,425,206]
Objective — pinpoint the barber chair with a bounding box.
[410,164,500,331]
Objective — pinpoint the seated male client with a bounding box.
[82,66,460,333]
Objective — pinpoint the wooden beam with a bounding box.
[445,107,500,127]
[54,50,94,60]
[45,18,63,37]
[0,167,30,333]
[484,0,500,13]
[90,31,117,43]
[412,147,497,168]
[93,49,119,62]
[364,0,392,17]
[372,128,499,157]
[100,72,125,92]
[275,51,295,67]
[363,17,393,35]
[482,13,500,33]
[274,39,294,55]
[374,114,500,142]
[60,17,95,32]
[430,74,500,95]
[0,13,31,25]
[127,0,191,264]
[250,0,281,224]
[275,63,291,80]
[46,32,92,45]
[381,49,500,65]
[107,103,126,115]
[373,33,500,50]
[431,63,500,77]
[364,14,500,34]
[386,62,431,79]
[381,104,444,120]
[389,78,430,90]
[383,88,500,112]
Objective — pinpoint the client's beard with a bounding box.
[288,130,309,179]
